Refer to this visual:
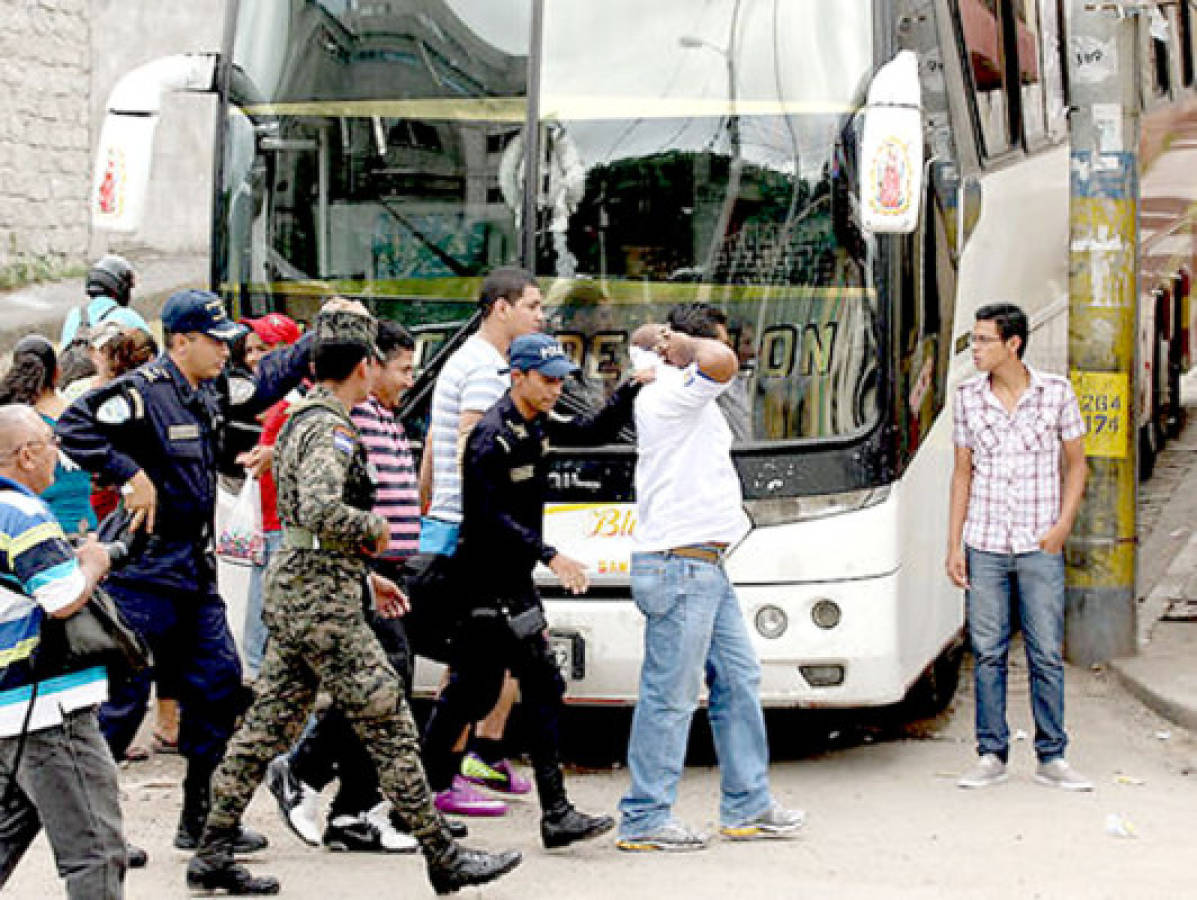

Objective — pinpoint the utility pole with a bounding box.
[1065,1,1141,663]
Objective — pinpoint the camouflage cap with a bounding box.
[313,307,384,360]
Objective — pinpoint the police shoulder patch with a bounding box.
[332,425,356,456]
[96,395,132,425]
[228,375,256,405]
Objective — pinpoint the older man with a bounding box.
[0,405,124,897]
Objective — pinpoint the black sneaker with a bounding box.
[426,845,522,896]
[541,807,615,849]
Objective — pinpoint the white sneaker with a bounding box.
[1034,759,1094,792]
[364,801,419,853]
[957,753,1008,789]
[266,755,323,846]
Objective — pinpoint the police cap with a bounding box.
[161,290,246,342]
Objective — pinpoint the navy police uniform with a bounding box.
[56,291,312,797]
[422,336,639,827]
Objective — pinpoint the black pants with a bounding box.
[421,605,566,808]
[289,606,413,818]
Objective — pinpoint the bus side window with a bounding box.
[957,0,1015,157]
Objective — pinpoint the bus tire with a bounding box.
[1139,423,1156,481]
[903,638,964,720]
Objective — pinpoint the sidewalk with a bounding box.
[0,250,207,353]
[1110,369,1197,732]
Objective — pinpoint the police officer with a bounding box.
[422,333,648,850]
[186,303,522,896]
[56,289,315,854]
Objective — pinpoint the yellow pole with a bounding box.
[1065,2,1140,663]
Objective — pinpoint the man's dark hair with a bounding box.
[975,303,1029,358]
[313,342,368,381]
[377,320,415,360]
[478,267,537,317]
[667,302,728,339]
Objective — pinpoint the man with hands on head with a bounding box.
[617,305,804,853]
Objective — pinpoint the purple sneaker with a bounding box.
[460,752,532,795]
[434,775,509,817]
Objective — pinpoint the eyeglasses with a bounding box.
[10,435,60,456]
[969,334,1004,346]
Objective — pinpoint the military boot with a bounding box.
[185,827,280,895]
[174,766,269,853]
[533,759,614,849]
[425,844,522,896]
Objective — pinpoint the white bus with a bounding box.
[93,0,1197,711]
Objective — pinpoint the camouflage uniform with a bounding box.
[203,321,453,863]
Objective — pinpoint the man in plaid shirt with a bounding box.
[946,303,1091,791]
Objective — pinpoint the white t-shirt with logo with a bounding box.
[426,334,509,524]
[633,361,750,551]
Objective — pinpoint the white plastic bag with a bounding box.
[216,476,265,566]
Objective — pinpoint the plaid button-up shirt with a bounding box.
[952,366,1085,554]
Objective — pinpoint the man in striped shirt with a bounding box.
[0,405,125,896]
[267,322,441,853]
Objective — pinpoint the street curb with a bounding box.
[1109,657,1197,733]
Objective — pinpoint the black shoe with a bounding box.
[185,854,280,895]
[175,821,269,854]
[127,843,148,868]
[541,807,616,849]
[426,845,522,896]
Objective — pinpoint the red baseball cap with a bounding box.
[242,313,301,346]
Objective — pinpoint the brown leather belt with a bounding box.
[665,544,728,565]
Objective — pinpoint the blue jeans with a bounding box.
[966,547,1068,763]
[619,552,771,836]
[243,531,282,679]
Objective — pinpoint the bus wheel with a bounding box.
[903,639,963,721]
[1139,423,1156,481]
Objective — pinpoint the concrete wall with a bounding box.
[0,0,92,275]
[0,0,223,280]
[90,0,225,258]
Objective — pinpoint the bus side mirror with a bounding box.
[858,50,924,235]
[90,53,219,233]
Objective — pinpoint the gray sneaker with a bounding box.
[1034,759,1094,792]
[616,820,709,852]
[721,804,806,840]
[957,753,1008,789]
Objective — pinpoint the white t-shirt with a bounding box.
[633,361,751,551]
[426,334,509,524]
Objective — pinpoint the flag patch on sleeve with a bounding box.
[332,426,356,455]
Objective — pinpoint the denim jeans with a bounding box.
[0,707,126,899]
[243,530,282,679]
[966,547,1068,763]
[619,552,771,836]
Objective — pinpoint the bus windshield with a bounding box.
[218,0,879,443]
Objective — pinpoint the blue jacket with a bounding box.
[56,335,313,592]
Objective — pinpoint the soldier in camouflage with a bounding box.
[186,302,522,896]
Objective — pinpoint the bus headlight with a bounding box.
[811,599,841,630]
[754,605,788,639]
[744,486,890,526]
